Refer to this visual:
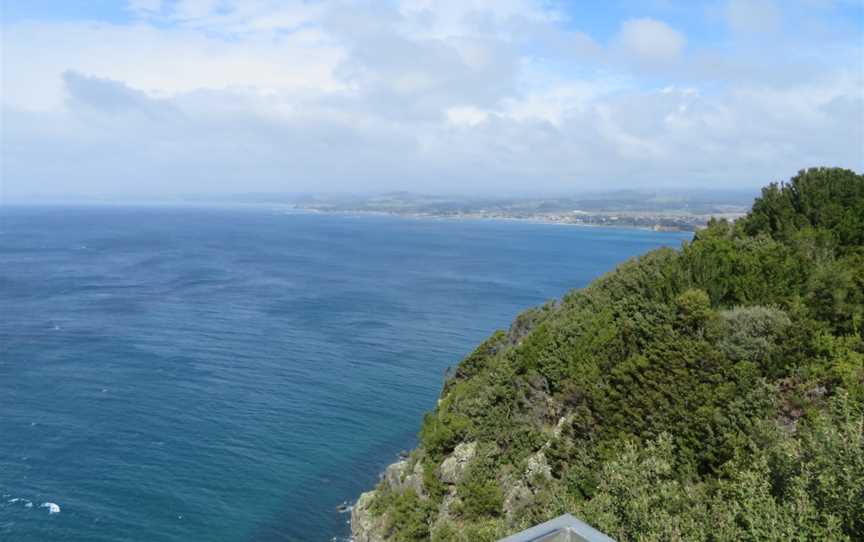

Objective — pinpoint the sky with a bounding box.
[1,0,862,201]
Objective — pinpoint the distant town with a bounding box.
[273,190,754,232]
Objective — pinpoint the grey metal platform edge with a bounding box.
[496,514,616,542]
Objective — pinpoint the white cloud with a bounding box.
[615,18,686,63]
[0,21,344,110]
[446,106,489,126]
[500,80,623,125]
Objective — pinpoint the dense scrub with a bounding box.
[358,168,864,542]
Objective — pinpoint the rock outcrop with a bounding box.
[438,441,477,485]
[351,442,480,540]
[351,490,386,542]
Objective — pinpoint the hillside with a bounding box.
[352,167,864,542]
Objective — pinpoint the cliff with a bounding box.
[353,168,864,542]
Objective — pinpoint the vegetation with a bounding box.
[360,168,864,541]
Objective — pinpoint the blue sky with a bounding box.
[1,1,862,201]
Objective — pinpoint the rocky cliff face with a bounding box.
[350,375,570,541]
[352,444,476,541]
[352,458,429,541]
[351,490,386,542]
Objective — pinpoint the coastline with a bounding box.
[283,207,721,233]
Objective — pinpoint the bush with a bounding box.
[717,306,790,374]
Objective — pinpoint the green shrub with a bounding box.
[717,306,790,374]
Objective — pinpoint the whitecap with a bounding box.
[41,502,60,514]
[8,498,19,503]
[25,502,33,508]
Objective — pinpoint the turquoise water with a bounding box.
[0,206,690,541]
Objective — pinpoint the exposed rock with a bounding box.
[525,451,552,484]
[432,488,460,533]
[351,491,387,542]
[807,385,828,400]
[779,406,805,433]
[514,374,560,427]
[503,481,534,520]
[406,459,425,497]
[383,460,408,490]
[438,441,477,484]
[351,458,428,542]
[379,458,426,498]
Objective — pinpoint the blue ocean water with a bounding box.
[0,206,690,541]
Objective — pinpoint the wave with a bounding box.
[6,497,35,510]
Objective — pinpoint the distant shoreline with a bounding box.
[2,203,717,234]
[285,207,719,233]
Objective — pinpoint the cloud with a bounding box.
[1,0,862,201]
[615,18,686,63]
[4,69,860,200]
[0,19,344,111]
[62,70,155,112]
[725,0,782,33]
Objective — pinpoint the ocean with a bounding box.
[0,206,690,541]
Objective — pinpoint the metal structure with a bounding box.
[497,514,616,542]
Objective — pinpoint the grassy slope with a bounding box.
[365,168,864,542]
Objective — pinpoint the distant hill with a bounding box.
[352,167,864,542]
